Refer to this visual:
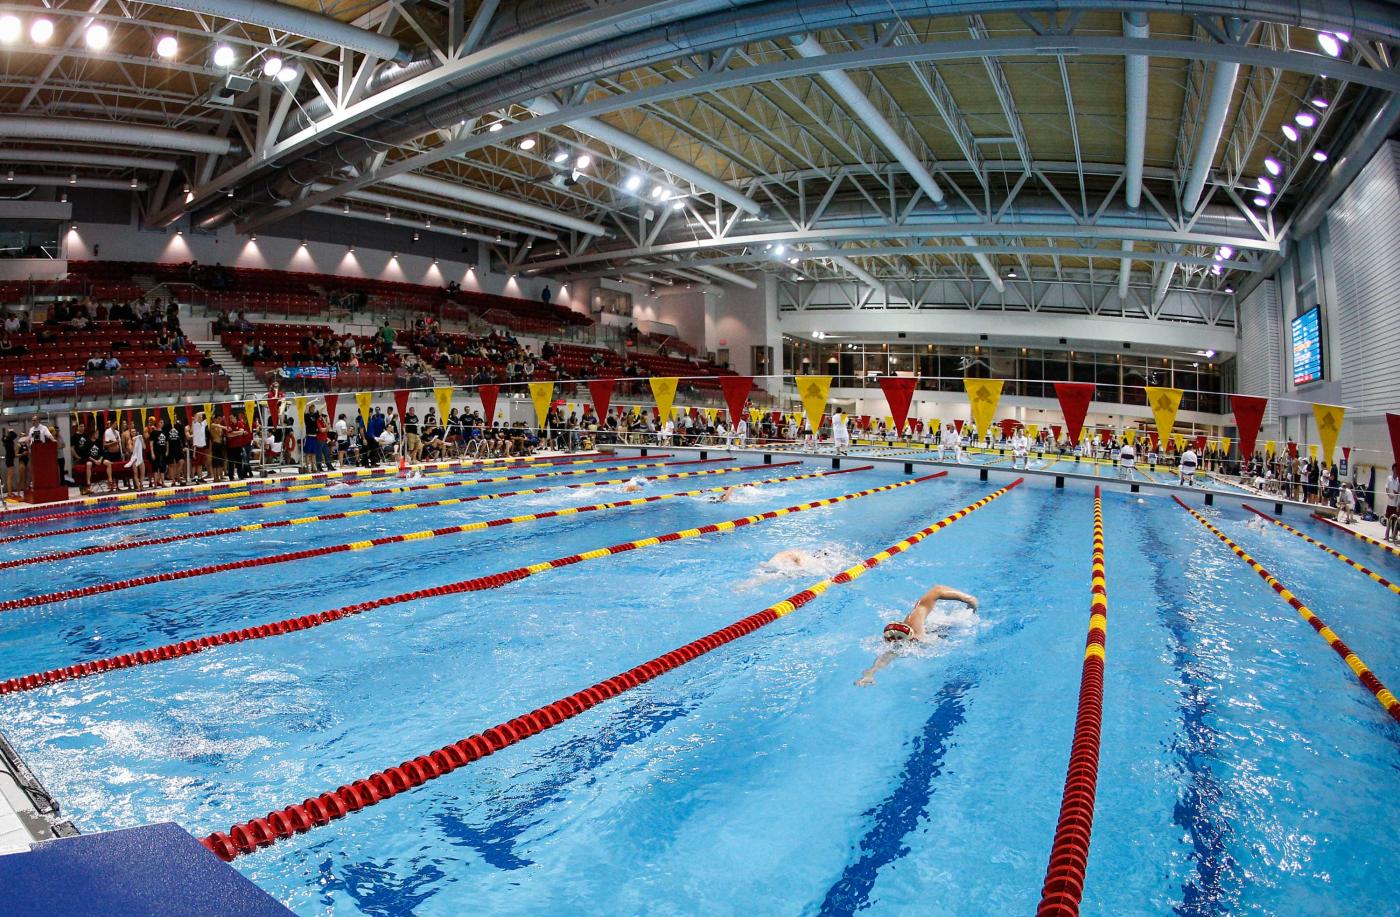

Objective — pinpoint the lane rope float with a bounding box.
[0,468,924,615]
[0,467,926,695]
[0,461,809,571]
[1175,497,1400,723]
[0,450,608,519]
[1310,512,1400,559]
[0,454,665,530]
[0,457,739,547]
[197,477,1022,861]
[1037,487,1109,916]
[1244,505,1400,596]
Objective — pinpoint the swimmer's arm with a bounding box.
[856,651,897,686]
[916,585,978,611]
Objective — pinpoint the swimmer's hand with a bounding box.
[855,674,875,687]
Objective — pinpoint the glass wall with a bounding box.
[0,220,62,259]
[782,340,1232,414]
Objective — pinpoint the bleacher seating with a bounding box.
[0,324,228,399]
[218,321,399,387]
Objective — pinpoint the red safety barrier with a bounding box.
[1310,512,1400,559]
[0,461,805,571]
[1038,487,1108,916]
[197,477,1021,862]
[0,468,916,615]
[0,450,609,521]
[0,457,738,546]
[1244,505,1400,595]
[0,453,667,531]
[1176,497,1400,723]
[0,466,897,695]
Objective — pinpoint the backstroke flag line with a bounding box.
[1053,382,1094,445]
[964,378,1003,437]
[797,376,832,430]
[1145,386,1183,448]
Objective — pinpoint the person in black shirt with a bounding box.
[403,408,420,461]
[3,426,18,496]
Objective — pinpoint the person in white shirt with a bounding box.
[1118,441,1137,479]
[734,417,748,448]
[831,411,850,454]
[940,425,963,463]
[27,414,53,444]
[1010,430,1030,469]
[1385,464,1400,542]
[191,412,209,482]
[1179,446,1199,485]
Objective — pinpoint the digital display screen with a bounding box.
[1291,305,1324,386]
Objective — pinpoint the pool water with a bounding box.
[0,455,1395,915]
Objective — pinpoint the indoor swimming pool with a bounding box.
[0,450,1394,915]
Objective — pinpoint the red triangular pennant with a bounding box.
[1230,395,1268,461]
[479,384,500,423]
[1054,382,1095,445]
[878,376,918,433]
[719,376,754,425]
[324,394,338,422]
[1387,413,1400,463]
[587,379,615,419]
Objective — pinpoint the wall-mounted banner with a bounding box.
[964,378,1003,436]
[1312,402,1345,465]
[797,376,832,429]
[528,381,554,428]
[1145,386,1183,449]
[1053,382,1094,444]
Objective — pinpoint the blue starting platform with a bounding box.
[0,822,291,916]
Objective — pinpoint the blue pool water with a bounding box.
[0,454,1395,914]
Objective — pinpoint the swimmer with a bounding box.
[621,476,648,493]
[764,548,831,570]
[709,485,752,503]
[856,585,978,686]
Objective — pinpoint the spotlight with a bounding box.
[129,177,138,188]
[68,173,76,184]
[1281,124,1299,142]
[575,153,592,169]
[519,137,536,151]
[1223,287,1234,294]
[1317,32,1342,57]
[212,44,235,68]
[0,16,19,43]
[1252,195,1269,207]
[30,18,54,43]
[1295,110,1317,128]
[156,35,178,59]
[412,232,419,242]
[262,57,283,78]
[1311,96,1330,109]
[774,244,786,256]
[1255,176,1273,194]
[1219,245,1234,259]
[671,198,686,210]
[488,121,503,132]
[84,24,108,51]
[1007,269,1018,278]
[624,174,643,192]
[1263,157,1282,176]
[299,239,307,247]
[649,184,665,200]
[384,211,391,220]
[276,65,297,84]
[551,149,569,165]
[1312,149,1329,162]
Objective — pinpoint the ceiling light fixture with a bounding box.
[68,172,77,184]
[488,122,503,133]
[1311,96,1330,109]
[156,35,178,59]
[30,18,54,43]
[1295,110,1318,128]
[1312,149,1329,162]
[1281,124,1299,142]
[518,137,536,151]
[624,174,643,192]
[1255,176,1274,194]
[0,16,20,43]
[1318,32,1342,56]
[262,57,283,78]
[575,153,592,169]
[276,64,297,84]
[1263,157,1282,176]
[84,23,108,51]
[649,185,665,200]
[1252,195,1269,207]
[212,44,235,68]
[671,198,686,210]
[551,149,569,165]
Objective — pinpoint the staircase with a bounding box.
[394,343,452,388]
[193,338,261,400]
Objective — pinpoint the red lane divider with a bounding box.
[1244,505,1400,596]
[197,476,1021,862]
[0,466,905,615]
[1175,497,1400,723]
[0,465,897,696]
[0,453,647,530]
[0,457,734,546]
[1038,487,1109,916]
[0,450,609,520]
[1310,512,1400,559]
[0,460,798,571]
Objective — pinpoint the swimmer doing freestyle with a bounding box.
[855,585,978,686]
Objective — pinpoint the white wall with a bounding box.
[64,221,550,301]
